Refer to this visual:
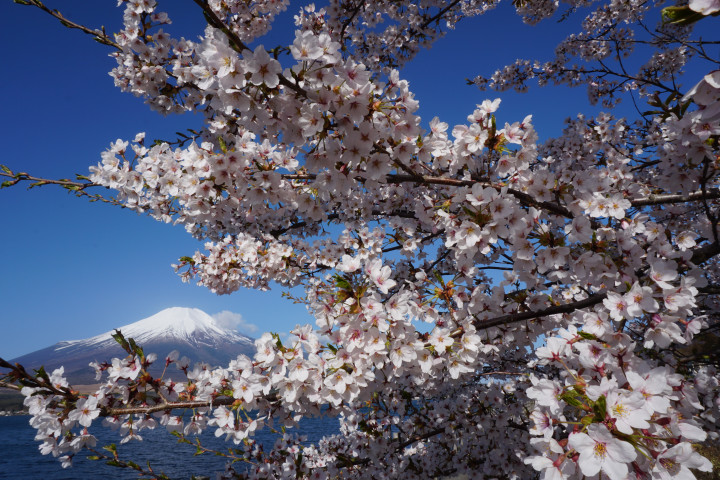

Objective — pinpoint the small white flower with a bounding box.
[568,424,636,480]
[652,442,712,478]
[68,397,100,428]
[366,259,396,294]
[606,391,651,434]
[688,0,720,16]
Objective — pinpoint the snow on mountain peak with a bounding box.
[121,307,229,341]
[17,307,256,383]
[61,307,251,350]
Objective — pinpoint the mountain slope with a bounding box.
[9,307,256,384]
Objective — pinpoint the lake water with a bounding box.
[0,414,339,479]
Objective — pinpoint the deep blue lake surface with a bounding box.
[0,414,339,479]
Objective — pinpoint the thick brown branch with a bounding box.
[388,173,577,219]
[336,426,446,468]
[419,0,464,30]
[690,241,720,264]
[339,1,365,40]
[0,381,21,392]
[284,173,577,218]
[630,189,720,207]
[103,396,236,416]
[472,292,608,331]
[466,241,720,332]
[269,209,416,237]
[191,0,249,52]
[382,231,444,253]
[699,284,720,294]
[191,0,306,98]
[288,172,720,220]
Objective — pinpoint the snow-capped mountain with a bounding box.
[8,307,256,384]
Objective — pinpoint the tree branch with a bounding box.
[471,292,608,331]
[102,397,236,416]
[191,0,307,98]
[465,241,720,332]
[630,189,720,207]
[0,381,21,392]
[19,0,122,50]
[0,170,96,190]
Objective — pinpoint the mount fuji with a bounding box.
[8,307,256,384]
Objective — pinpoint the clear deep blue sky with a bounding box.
[0,0,704,359]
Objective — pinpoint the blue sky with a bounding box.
[0,0,705,359]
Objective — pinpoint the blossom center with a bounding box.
[659,458,680,474]
[612,403,628,417]
[593,442,608,459]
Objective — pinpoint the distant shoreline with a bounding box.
[0,387,24,413]
[0,410,28,416]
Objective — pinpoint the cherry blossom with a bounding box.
[568,424,637,480]
[1,0,719,478]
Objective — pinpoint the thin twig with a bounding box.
[20,0,122,50]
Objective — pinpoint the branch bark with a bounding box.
[102,396,236,416]
[630,189,720,207]
[466,241,720,332]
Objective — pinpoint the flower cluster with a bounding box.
[3,0,720,478]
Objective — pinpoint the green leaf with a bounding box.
[128,338,144,360]
[1,181,14,188]
[461,205,476,218]
[111,331,131,353]
[578,331,598,341]
[153,464,170,480]
[104,443,117,454]
[559,391,585,408]
[592,395,607,421]
[661,5,705,25]
[334,275,352,291]
[33,366,49,382]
